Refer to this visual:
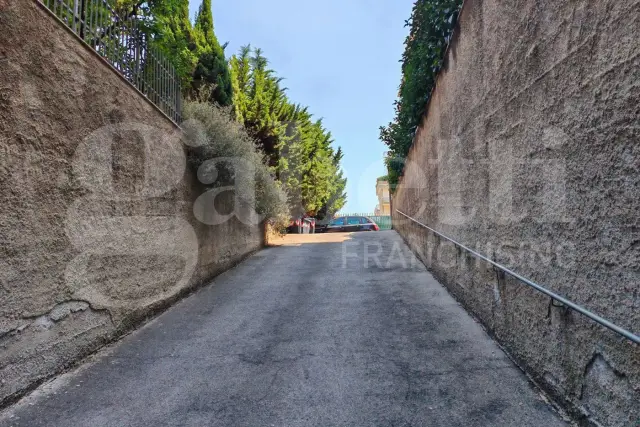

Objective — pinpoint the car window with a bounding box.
[361,217,374,224]
[347,217,361,225]
[329,217,345,226]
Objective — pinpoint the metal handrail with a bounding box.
[396,210,640,344]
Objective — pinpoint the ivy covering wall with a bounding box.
[380,0,464,188]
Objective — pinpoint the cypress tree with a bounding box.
[194,0,216,47]
[192,0,233,106]
[156,0,198,87]
[229,46,347,216]
[229,45,252,122]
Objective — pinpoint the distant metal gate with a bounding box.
[335,213,392,230]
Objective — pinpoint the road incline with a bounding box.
[0,231,568,426]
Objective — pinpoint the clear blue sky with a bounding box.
[188,0,413,213]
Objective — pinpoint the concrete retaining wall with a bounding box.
[392,0,639,425]
[0,0,263,405]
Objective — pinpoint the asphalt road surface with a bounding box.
[1,231,567,427]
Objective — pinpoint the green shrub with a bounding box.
[182,101,290,228]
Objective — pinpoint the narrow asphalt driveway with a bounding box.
[1,231,567,427]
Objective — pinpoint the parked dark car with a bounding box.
[314,220,329,233]
[323,216,379,233]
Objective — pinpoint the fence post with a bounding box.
[79,0,86,40]
[72,0,79,33]
[38,0,182,123]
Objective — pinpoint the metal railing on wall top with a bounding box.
[39,0,182,123]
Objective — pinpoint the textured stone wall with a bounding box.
[392,0,639,425]
[0,0,263,405]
